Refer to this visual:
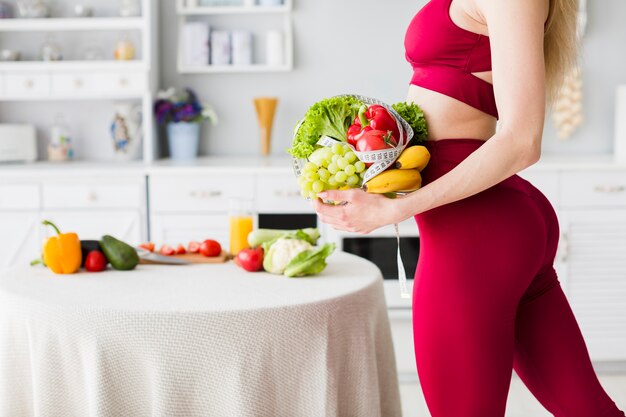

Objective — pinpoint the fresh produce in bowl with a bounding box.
[243,228,335,277]
[289,94,430,200]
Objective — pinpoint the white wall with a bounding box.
[0,0,624,160]
[158,0,626,157]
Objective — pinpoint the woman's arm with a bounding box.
[314,0,549,233]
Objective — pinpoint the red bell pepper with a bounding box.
[355,129,398,167]
[347,105,400,146]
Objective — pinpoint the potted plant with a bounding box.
[154,87,218,160]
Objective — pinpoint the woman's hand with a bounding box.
[313,189,406,234]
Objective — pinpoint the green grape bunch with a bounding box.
[297,143,366,200]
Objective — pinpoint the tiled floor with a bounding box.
[399,374,626,416]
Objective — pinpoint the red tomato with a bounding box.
[355,129,397,153]
[200,240,222,257]
[85,250,107,272]
[138,242,155,252]
[159,244,175,256]
[234,247,264,272]
[176,244,186,255]
[188,241,201,253]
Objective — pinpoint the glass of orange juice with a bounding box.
[229,197,254,256]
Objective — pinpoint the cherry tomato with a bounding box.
[138,242,155,252]
[176,244,186,255]
[234,247,264,272]
[159,244,175,256]
[85,250,107,272]
[200,240,222,257]
[188,241,201,253]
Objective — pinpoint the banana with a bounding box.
[395,145,430,171]
[364,169,422,194]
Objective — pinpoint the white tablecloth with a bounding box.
[0,252,401,417]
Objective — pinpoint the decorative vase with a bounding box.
[167,122,200,160]
[110,102,143,160]
[253,97,278,156]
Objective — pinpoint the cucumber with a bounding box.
[99,235,139,271]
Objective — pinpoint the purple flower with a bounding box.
[154,87,212,125]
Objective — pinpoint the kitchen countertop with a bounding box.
[0,154,624,178]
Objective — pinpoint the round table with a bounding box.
[0,252,401,417]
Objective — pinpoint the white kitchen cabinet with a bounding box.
[150,174,255,213]
[0,212,41,269]
[388,309,417,379]
[0,183,40,210]
[561,170,626,208]
[42,180,145,210]
[256,174,314,214]
[40,210,144,245]
[558,209,626,361]
[150,214,230,249]
[4,72,50,97]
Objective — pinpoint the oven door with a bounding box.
[321,217,419,309]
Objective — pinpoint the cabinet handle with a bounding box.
[274,190,301,198]
[88,191,98,203]
[24,79,34,89]
[74,78,83,88]
[190,190,222,198]
[118,78,128,87]
[593,185,625,193]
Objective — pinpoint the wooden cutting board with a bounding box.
[140,251,231,265]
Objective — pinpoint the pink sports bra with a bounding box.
[404,0,498,119]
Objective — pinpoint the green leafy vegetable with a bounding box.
[392,102,428,146]
[284,243,336,278]
[288,96,364,159]
[248,228,320,249]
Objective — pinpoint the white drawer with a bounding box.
[51,73,97,95]
[94,71,146,95]
[5,72,50,96]
[256,174,314,213]
[561,170,626,208]
[150,174,255,213]
[516,170,560,206]
[42,181,144,209]
[0,184,40,210]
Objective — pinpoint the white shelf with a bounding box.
[178,63,291,73]
[0,93,145,101]
[178,5,290,15]
[0,60,147,72]
[0,17,145,32]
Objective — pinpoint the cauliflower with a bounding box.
[263,237,313,275]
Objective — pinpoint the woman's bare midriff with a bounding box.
[406,75,497,142]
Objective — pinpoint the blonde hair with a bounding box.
[544,0,580,105]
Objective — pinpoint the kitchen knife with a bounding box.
[135,248,192,265]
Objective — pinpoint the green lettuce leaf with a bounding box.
[392,101,428,146]
[288,96,364,159]
[283,243,336,278]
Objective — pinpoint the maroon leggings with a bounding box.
[412,138,625,417]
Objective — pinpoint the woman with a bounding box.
[313,0,626,416]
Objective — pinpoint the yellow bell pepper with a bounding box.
[41,220,82,274]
